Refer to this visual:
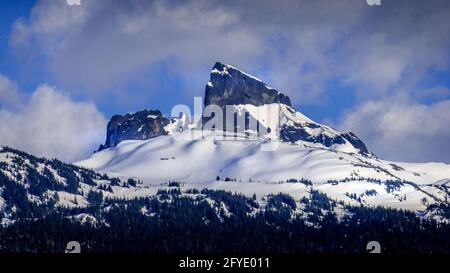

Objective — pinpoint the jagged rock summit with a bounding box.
[202,62,370,155]
[98,109,170,151]
[204,62,292,107]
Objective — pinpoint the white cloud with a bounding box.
[415,86,450,101]
[10,0,264,94]
[0,83,107,162]
[338,97,450,163]
[0,74,22,109]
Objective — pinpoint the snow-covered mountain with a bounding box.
[202,62,370,155]
[76,62,450,218]
[0,62,449,232]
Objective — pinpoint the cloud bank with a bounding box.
[0,74,22,109]
[338,97,450,163]
[0,76,106,162]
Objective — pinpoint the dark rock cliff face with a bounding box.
[340,132,370,154]
[98,109,170,151]
[202,62,370,155]
[280,124,344,147]
[204,62,292,108]
[280,124,369,154]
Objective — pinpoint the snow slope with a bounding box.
[77,129,449,185]
[216,103,369,154]
[76,129,450,212]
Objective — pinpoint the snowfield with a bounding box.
[76,130,450,185]
[76,129,450,212]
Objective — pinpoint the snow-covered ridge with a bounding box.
[76,129,450,217]
[1,141,449,224]
[203,62,369,154]
[221,103,369,155]
[77,130,450,185]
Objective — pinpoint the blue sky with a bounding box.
[0,0,449,163]
[0,0,35,83]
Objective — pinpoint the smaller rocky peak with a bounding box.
[98,109,170,151]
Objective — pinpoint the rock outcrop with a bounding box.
[204,62,291,107]
[98,109,170,151]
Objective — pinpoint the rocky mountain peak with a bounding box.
[98,62,369,155]
[204,62,292,107]
[98,109,170,151]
